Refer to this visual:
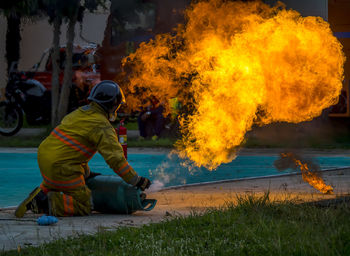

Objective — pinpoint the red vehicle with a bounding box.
[30,44,101,107]
[0,45,101,136]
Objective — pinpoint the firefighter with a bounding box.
[15,80,151,217]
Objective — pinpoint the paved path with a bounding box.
[1,148,350,251]
[1,166,349,251]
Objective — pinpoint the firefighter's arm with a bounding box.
[89,125,140,186]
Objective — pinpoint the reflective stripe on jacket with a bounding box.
[38,102,139,185]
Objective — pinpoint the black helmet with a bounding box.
[88,80,125,113]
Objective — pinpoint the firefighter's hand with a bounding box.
[136,177,151,191]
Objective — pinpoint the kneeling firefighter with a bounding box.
[15,80,151,217]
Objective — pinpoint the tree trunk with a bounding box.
[6,13,21,73]
[51,15,62,127]
[57,5,79,122]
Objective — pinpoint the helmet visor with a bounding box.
[109,89,126,122]
[115,87,126,112]
[111,87,126,116]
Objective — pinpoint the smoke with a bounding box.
[148,179,165,192]
[274,151,333,194]
[274,151,320,172]
[148,161,171,186]
[147,152,202,190]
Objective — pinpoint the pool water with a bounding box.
[1,152,350,207]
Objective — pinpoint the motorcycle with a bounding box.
[0,63,51,136]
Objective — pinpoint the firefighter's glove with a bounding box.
[136,177,151,191]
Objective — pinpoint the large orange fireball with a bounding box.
[123,0,345,169]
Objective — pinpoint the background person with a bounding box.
[15,80,151,217]
[137,95,165,140]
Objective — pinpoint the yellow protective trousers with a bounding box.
[38,165,92,217]
[38,137,93,217]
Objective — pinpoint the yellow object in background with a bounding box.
[169,97,180,120]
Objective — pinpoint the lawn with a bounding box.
[3,194,350,255]
[0,120,177,148]
[2,127,350,149]
[0,134,176,148]
[3,117,350,149]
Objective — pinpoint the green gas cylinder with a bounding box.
[86,175,157,214]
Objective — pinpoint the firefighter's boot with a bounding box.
[15,187,49,217]
[15,187,41,218]
[30,190,49,214]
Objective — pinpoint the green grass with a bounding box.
[128,137,176,147]
[3,194,350,255]
[3,132,350,149]
[0,128,176,148]
[124,122,138,130]
[112,121,138,130]
[0,128,52,148]
[0,136,176,148]
[0,135,45,147]
[4,118,350,149]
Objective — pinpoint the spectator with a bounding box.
[137,96,165,140]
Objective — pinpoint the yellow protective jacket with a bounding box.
[38,102,140,187]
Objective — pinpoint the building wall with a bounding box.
[328,0,350,116]
[0,9,109,90]
[0,16,7,91]
[265,0,328,20]
[329,0,350,81]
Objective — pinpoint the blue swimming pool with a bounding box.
[1,152,350,207]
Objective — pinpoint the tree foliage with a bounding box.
[0,0,40,17]
[0,0,41,73]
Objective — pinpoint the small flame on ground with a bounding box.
[275,152,333,194]
[122,0,345,169]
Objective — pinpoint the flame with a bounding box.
[280,153,333,194]
[122,0,345,169]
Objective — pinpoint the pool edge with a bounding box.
[159,166,350,191]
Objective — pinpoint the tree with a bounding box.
[42,0,107,126]
[1,0,107,126]
[41,0,79,125]
[0,0,40,73]
[43,0,62,126]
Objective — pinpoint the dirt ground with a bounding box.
[1,148,350,251]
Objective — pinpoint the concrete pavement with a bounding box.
[1,164,349,251]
